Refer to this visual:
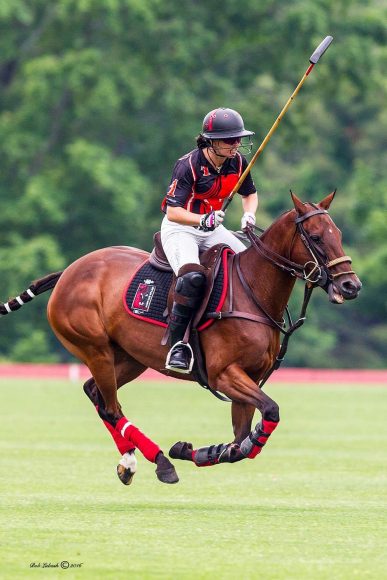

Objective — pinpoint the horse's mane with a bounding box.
[259,208,294,239]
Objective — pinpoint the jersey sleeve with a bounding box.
[238,156,257,197]
[164,157,194,208]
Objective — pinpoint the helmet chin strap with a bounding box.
[209,142,228,159]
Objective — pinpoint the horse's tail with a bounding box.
[0,271,63,316]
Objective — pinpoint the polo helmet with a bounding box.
[201,108,254,140]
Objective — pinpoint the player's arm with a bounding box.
[166,206,201,226]
[242,192,258,214]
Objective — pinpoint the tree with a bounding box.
[0,0,385,366]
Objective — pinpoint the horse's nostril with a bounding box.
[342,280,358,294]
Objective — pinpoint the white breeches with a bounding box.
[160,215,246,275]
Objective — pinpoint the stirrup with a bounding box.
[165,341,194,374]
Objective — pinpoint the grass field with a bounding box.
[1,378,386,580]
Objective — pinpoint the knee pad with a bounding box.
[176,271,206,298]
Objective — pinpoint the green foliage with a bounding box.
[0,0,385,366]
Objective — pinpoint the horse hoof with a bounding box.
[116,451,137,486]
[155,453,179,484]
[169,441,193,461]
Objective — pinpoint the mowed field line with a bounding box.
[1,379,386,580]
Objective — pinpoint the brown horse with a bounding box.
[1,192,361,485]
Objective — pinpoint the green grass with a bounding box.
[1,378,386,580]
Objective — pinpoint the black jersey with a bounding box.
[161,148,256,215]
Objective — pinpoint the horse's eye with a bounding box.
[311,235,321,243]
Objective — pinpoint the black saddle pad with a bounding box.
[123,248,233,331]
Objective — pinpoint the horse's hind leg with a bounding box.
[83,347,146,454]
[54,328,178,484]
[83,376,137,485]
[84,347,153,485]
[84,346,178,485]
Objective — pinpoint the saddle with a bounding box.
[149,232,228,326]
[124,232,234,400]
[124,232,278,401]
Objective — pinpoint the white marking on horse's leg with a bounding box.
[119,451,137,473]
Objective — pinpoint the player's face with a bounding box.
[211,138,241,157]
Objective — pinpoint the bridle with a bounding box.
[245,203,355,288]
[240,204,356,389]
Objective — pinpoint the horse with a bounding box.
[1,191,361,485]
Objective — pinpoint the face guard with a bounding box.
[210,135,254,155]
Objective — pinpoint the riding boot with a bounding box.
[166,264,207,373]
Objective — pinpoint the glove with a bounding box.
[198,210,225,232]
[241,211,256,230]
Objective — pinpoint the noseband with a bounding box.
[246,204,355,287]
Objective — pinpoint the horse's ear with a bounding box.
[290,190,307,215]
[319,190,336,210]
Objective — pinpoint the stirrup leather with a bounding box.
[165,341,194,374]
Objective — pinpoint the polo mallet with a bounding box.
[222,35,333,212]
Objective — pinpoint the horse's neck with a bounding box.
[239,215,297,320]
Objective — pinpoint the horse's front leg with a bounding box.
[169,365,280,466]
[231,401,256,443]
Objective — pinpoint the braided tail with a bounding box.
[0,271,63,316]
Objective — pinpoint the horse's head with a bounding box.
[290,191,362,303]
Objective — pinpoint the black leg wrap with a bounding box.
[169,441,194,461]
[218,443,245,464]
[192,443,229,466]
[240,421,273,458]
[169,441,245,465]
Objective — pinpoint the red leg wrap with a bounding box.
[262,419,279,435]
[95,405,135,455]
[244,420,279,459]
[247,439,265,459]
[103,419,136,455]
[116,417,161,463]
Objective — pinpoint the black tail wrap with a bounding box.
[31,271,63,295]
[0,271,63,316]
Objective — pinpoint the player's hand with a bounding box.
[198,210,225,231]
[241,211,256,230]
